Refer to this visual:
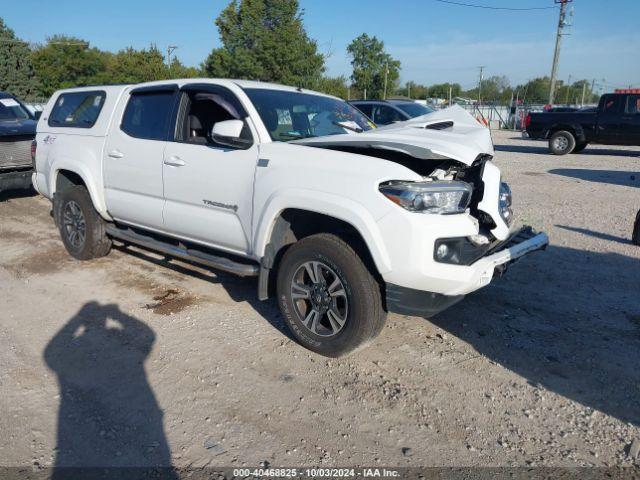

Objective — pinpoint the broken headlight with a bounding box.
[379,181,472,214]
[499,181,513,225]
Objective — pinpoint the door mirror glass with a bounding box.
[211,119,252,149]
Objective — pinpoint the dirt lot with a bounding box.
[1,130,639,470]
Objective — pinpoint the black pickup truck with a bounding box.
[525,91,640,155]
[0,92,40,194]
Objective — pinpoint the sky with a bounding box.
[3,0,640,92]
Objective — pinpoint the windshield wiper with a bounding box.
[332,121,363,133]
[279,132,306,139]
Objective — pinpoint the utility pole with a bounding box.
[383,61,389,100]
[449,85,452,105]
[549,0,572,105]
[564,74,572,104]
[407,82,411,99]
[167,45,178,68]
[581,82,586,106]
[478,66,485,104]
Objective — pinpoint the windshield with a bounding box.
[0,97,31,121]
[395,102,435,118]
[244,88,374,142]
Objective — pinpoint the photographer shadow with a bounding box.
[44,301,176,478]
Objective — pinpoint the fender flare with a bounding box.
[254,189,393,275]
[545,123,586,143]
[50,160,111,220]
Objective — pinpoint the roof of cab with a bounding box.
[53,78,339,100]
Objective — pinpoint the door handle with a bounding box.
[108,149,125,159]
[164,155,186,167]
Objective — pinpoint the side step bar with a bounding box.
[105,226,259,277]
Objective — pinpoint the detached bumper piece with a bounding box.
[386,284,464,318]
[387,226,548,318]
[485,226,548,275]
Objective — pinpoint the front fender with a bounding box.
[254,188,393,274]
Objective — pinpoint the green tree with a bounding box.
[203,0,325,87]
[0,17,38,98]
[313,75,349,99]
[513,77,551,104]
[31,35,107,97]
[347,33,400,99]
[100,45,169,84]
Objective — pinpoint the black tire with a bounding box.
[633,210,640,246]
[573,141,588,153]
[548,130,576,155]
[54,185,112,260]
[277,233,386,357]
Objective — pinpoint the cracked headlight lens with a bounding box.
[379,181,473,214]
[499,181,513,224]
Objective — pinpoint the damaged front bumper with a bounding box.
[386,226,549,317]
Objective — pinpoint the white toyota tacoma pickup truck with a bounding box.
[33,79,548,357]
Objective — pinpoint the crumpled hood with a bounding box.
[0,118,37,137]
[294,105,493,166]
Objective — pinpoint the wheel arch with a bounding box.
[545,123,586,143]
[50,163,110,220]
[256,199,392,301]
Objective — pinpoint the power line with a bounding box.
[433,0,557,11]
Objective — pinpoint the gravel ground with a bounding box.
[0,130,639,470]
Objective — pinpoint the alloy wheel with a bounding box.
[62,200,86,249]
[290,260,349,337]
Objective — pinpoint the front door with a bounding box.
[162,85,258,255]
[620,94,640,145]
[103,86,178,229]
[595,94,623,144]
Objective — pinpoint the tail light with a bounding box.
[31,140,37,170]
[525,113,531,127]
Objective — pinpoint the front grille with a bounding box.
[0,135,33,169]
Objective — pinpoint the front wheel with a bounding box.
[549,130,576,155]
[276,233,386,357]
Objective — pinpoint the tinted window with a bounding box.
[121,91,175,140]
[353,103,373,118]
[372,105,405,125]
[601,95,622,114]
[395,102,435,117]
[625,95,640,114]
[0,97,31,121]
[48,91,105,128]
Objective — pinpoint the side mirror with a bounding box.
[211,119,252,149]
[33,111,42,120]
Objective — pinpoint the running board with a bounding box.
[105,226,259,277]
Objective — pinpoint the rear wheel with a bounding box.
[549,130,576,155]
[276,233,386,357]
[55,186,112,260]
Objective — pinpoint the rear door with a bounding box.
[103,85,178,229]
[620,94,640,145]
[161,84,258,255]
[595,94,623,144]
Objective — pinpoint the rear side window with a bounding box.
[625,95,640,114]
[48,91,105,128]
[121,91,175,141]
